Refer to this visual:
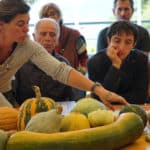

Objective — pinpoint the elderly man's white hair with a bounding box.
[34,17,60,39]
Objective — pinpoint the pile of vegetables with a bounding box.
[0,86,149,150]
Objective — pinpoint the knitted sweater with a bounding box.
[0,37,72,92]
[55,25,88,73]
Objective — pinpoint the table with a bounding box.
[121,135,150,150]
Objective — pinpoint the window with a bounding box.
[27,0,150,56]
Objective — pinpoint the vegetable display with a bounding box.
[6,113,144,150]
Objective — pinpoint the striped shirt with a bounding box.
[0,37,72,92]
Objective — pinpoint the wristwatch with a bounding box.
[90,82,102,92]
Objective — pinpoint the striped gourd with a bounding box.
[17,86,56,131]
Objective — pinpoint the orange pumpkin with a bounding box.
[0,107,18,131]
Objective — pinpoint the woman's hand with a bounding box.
[94,86,129,110]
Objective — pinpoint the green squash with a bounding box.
[119,104,147,127]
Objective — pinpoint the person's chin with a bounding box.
[44,45,52,50]
[17,36,27,43]
[118,18,129,21]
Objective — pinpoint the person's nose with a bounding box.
[120,10,126,17]
[23,24,29,33]
[118,42,126,51]
[45,33,52,40]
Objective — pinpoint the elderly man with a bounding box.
[14,18,74,104]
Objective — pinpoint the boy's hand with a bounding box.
[106,45,122,69]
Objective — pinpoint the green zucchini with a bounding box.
[6,112,144,150]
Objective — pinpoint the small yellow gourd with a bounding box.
[60,112,90,131]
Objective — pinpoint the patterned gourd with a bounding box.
[17,86,56,131]
[0,107,18,131]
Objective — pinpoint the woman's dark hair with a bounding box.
[107,20,138,44]
[0,0,30,23]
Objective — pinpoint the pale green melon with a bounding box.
[88,109,115,127]
[71,97,106,116]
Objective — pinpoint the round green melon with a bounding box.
[0,130,8,150]
[119,104,147,127]
[71,97,106,116]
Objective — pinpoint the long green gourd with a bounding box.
[6,113,144,150]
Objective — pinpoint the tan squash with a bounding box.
[0,107,18,131]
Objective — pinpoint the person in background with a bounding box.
[0,0,128,110]
[14,18,74,105]
[39,2,88,74]
[97,0,150,56]
[88,20,148,104]
[39,2,88,100]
